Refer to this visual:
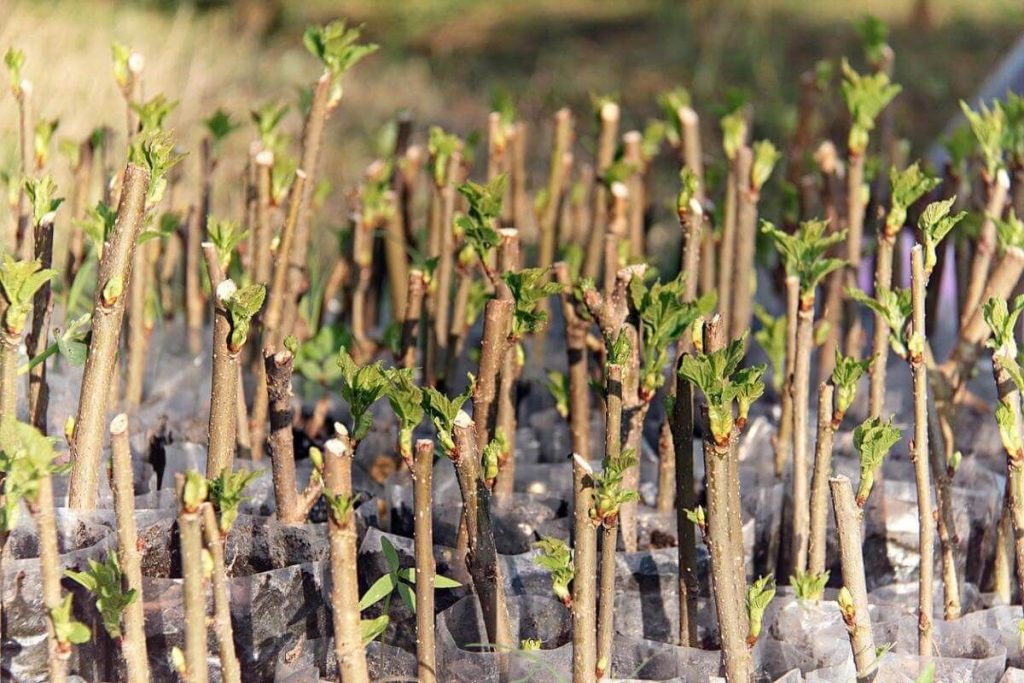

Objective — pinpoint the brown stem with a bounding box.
[15,90,32,260]
[383,190,409,320]
[473,299,513,453]
[619,324,644,553]
[400,269,425,369]
[595,522,616,679]
[200,504,240,683]
[413,440,437,683]
[452,412,513,648]
[716,149,741,326]
[962,171,1011,327]
[623,131,645,260]
[790,301,815,572]
[670,357,699,646]
[830,476,877,680]
[186,140,212,356]
[582,102,620,282]
[555,262,591,460]
[261,171,307,347]
[324,436,370,680]
[679,193,704,303]
[843,152,867,359]
[204,248,238,479]
[807,382,836,576]
[679,106,706,205]
[775,276,799,477]
[27,214,55,432]
[728,145,757,343]
[69,163,150,510]
[125,238,152,410]
[431,153,462,385]
[994,493,1014,604]
[351,212,375,360]
[990,339,1024,604]
[176,474,209,683]
[109,415,150,683]
[869,234,895,419]
[909,245,934,655]
[701,317,752,681]
[655,420,675,513]
[539,109,573,277]
[34,470,68,683]
[571,454,597,683]
[493,229,521,498]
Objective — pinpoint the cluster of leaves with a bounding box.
[179,470,208,514]
[533,537,574,606]
[65,552,137,639]
[656,86,691,148]
[545,370,570,419]
[885,163,939,235]
[753,304,786,393]
[428,126,461,187]
[745,574,776,645]
[750,140,780,193]
[0,254,57,335]
[790,569,829,602]
[337,348,389,443]
[630,273,713,397]
[50,594,92,649]
[855,15,890,67]
[678,335,765,444]
[359,536,460,643]
[917,197,966,274]
[217,281,266,354]
[960,100,1006,179]
[251,102,290,155]
[853,416,902,506]
[5,47,25,96]
[997,209,1024,252]
[762,219,846,305]
[303,21,378,107]
[503,268,562,338]
[720,111,747,161]
[0,421,66,531]
[677,168,702,217]
[384,368,424,465]
[984,296,1024,458]
[591,450,640,526]
[203,108,240,151]
[481,429,507,487]
[456,174,506,264]
[33,118,59,169]
[132,94,178,136]
[848,287,912,359]
[207,468,262,535]
[420,377,474,457]
[840,59,901,155]
[78,201,117,257]
[684,505,706,538]
[24,174,65,228]
[207,217,250,275]
[129,128,184,205]
[832,352,871,423]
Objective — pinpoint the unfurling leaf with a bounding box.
[841,60,901,154]
[0,254,57,335]
[65,552,137,639]
[503,268,562,337]
[420,376,475,457]
[886,162,939,235]
[220,282,266,353]
[336,348,389,442]
[745,574,776,645]
[762,219,846,303]
[853,416,901,506]
[832,352,871,419]
[750,140,779,191]
[180,470,208,513]
[383,368,424,464]
[960,99,1006,178]
[50,594,92,646]
[753,304,785,392]
[533,536,574,607]
[790,569,829,602]
[917,197,965,274]
[207,468,262,534]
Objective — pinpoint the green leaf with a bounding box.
[592,449,640,523]
[359,573,396,610]
[64,552,137,639]
[841,60,901,154]
[203,108,240,146]
[303,21,378,107]
[886,162,939,234]
[832,352,871,417]
[750,140,779,191]
[180,469,208,513]
[855,14,890,66]
[762,219,846,299]
[32,118,59,168]
[789,569,829,602]
[420,376,475,457]
[961,99,1006,178]
[251,101,290,152]
[384,368,424,462]
[996,399,1023,458]
[427,126,461,187]
[129,129,185,205]
[0,253,57,335]
[632,273,709,396]
[49,594,92,646]
[721,111,747,160]
[360,614,389,644]
[657,86,692,147]
[533,536,574,605]
[207,217,250,271]
[917,197,966,273]
[745,574,776,643]
[381,536,400,573]
[5,47,25,94]
[396,579,416,613]
[502,268,562,337]
[853,416,901,505]
[131,94,178,135]
[0,421,64,530]
[997,209,1024,251]
[207,468,261,533]
[324,491,354,525]
[545,371,570,419]
[848,286,912,358]
[220,282,267,353]
[753,304,786,392]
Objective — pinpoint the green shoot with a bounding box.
[917,197,966,274]
[383,367,424,466]
[207,468,262,535]
[996,209,1024,251]
[336,348,389,443]
[677,167,701,216]
[960,99,1006,179]
[762,219,846,306]
[841,59,901,155]
[753,304,785,392]
[745,574,776,646]
[50,593,92,647]
[502,268,562,338]
[847,287,912,359]
[790,570,829,602]
[251,101,290,153]
[678,335,765,444]
[750,140,780,192]
[33,118,59,168]
[131,94,178,135]
[203,108,240,150]
[128,128,184,205]
[630,273,713,398]
[456,174,506,264]
[837,586,856,625]
[684,505,706,538]
[886,162,939,235]
[65,552,137,639]
[303,21,378,107]
[533,536,574,607]
[853,416,901,506]
[591,449,640,526]
[855,15,890,66]
[0,254,58,335]
[0,421,65,531]
[217,281,266,353]
[420,377,475,457]
[721,111,747,160]
[180,469,208,514]
[207,217,250,273]
[324,490,355,527]
[23,175,63,227]
[481,431,506,487]
[427,126,461,187]
[832,352,871,421]
[657,86,691,148]
[545,371,570,419]
[5,47,25,95]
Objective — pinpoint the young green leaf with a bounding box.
[545,371,570,419]
[427,126,461,187]
[49,593,92,647]
[303,21,378,107]
[129,128,184,205]
[745,574,776,645]
[218,281,266,353]
[853,416,901,506]
[591,449,640,525]
[251,101,290,153]
[657,86,691,147]
[732,364,766,428]
[677,336,750,444]
[5,47,25,95]
[131,94,178,135]
[684,505,706,537]
[324,490,355,527]
[855,14,890,66]
[420,377,475,457]
[841,60,901,155]
[753,304,785,392]
[206,217,250,272]
[997,209,1024,251]
[502,268,562,338]
[65,552,137,639]
[383,367,424,465]
[203,108,240,148]
[721,111,747,160]
[917,197,966,274]
[360,614,389,644]
[996,400,1024,460]
[0,421,64,531]
[456,174,506,263]
[762,219,846,304]
[481,430,507,487]
[180,469,208,513]
[533,536,574,607]
[0,254,58,335]
[336,348,389,443]
[847,287,912,359]
[750,140,779,192]
[207,468,261,534]
[33,118,59,168]
[832,352,871,420]
[886,162,939,235]
[23,175,63,228]
[960,99,1006,179]
[790,569,829,602]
